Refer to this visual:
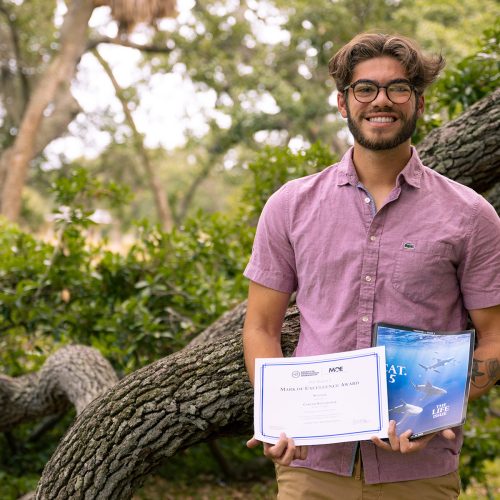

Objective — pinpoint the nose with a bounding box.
[372,87,393,106]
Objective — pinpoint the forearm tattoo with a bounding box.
[471,358,500,389]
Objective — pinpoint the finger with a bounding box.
[295,445,308,460]
[246,437,261,449]
[278,436,297,465]
[441,428,456,440]
[265,433,289,460]
[400,431,434,453]
[371,436,393,451]
[387,420,401,451]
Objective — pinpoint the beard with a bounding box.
[346,102,419,151]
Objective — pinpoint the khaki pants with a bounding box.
[276,456,460,500]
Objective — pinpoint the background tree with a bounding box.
[1,0,498,228]
[0,0,176,223]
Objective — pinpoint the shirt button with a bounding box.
[365,275,372,282]
[362,316,369,323]
[370,235,376,241]
[364,197,371,204]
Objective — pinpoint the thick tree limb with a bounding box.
[34,86,82,157]
[416,88,500,193]
[188,300,248,347]
[0,345,118,432]
[35,308,299,499]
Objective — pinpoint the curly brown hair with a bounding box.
[329,33,445,95]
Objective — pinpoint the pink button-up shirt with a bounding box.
[244,147,500,483]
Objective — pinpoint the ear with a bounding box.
[337,90,348,118]
[416,94,425,118]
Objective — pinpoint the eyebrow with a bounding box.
[353,78,412,85]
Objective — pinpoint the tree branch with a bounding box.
[92,47,174,232]
[0,345,118,432]
[0,0,95,221]
[86,36,174,53]
[0,2,31,108]
[416,88,500,193]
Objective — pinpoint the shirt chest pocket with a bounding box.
[391,240,455,302]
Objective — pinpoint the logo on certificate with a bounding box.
[291,370,319,378]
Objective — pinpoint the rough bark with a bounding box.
[0,345,118,432]
[415,88,500,194]
[0,0,95,221]
[36,308,300,499]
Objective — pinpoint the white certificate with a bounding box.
[254,347,389,445]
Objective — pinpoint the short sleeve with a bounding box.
[458,197,500,310]
[243,184,297,293]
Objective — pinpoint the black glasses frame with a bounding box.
[343,79,416,104]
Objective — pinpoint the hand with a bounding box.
[247,433,308,465]
[371,420,456,454]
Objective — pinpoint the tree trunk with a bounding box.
[0,0,95,221]
[32,90,500,497]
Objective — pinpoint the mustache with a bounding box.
[362,107,402,116]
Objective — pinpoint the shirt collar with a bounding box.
[336,146,423,189]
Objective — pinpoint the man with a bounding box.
[242,32,500,499]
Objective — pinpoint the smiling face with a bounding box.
[337,56,424,151]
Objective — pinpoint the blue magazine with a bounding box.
[374,323,475,439]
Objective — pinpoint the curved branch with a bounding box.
[86,36,174,53]
[0,345,118,432]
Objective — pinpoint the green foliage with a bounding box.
[415,24,499,141]
[433,25,498,118]
[242,142,337,219]
[460,393,500,491]
[1,145,334,375]
[0,413,75,499]
[0,192,253,376]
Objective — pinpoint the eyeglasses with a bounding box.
[343,79,415,104]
